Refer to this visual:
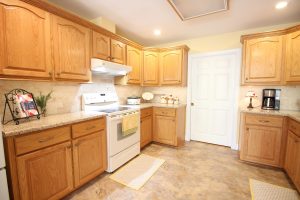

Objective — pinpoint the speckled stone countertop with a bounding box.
[240,108,300,123]
[125,103,187,109]
[2,111,106,137]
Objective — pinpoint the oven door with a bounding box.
[107,112,140,156]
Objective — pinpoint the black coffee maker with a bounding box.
[262,89,281,110]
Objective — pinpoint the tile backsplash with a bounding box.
[1,76,299,122]
[239,85,300,111]
[0,75,141,119]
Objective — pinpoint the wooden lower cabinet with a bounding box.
[153,115,176,145]
[4,117,106,200]
[284,119,300,191]
[17,142,73,200]
[153,107,186,147]
[73,131,107,187]
[240,125,282,166]
[239,113,284,167]
[140,112,153,148]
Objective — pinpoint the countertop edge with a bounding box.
[3,112,106,137]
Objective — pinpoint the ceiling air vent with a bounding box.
[167,0,228,21]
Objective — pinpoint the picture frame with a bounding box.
[2,89,40,125]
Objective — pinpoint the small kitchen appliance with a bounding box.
[262,89,281,110]
[127,96,141,105]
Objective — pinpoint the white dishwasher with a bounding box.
[0,120,10,200]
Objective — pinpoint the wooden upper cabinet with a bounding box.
[92,31,111,60]
[73,131,107,188]
[111,39,126,64]
[285,30,300,83]
[127,45,142,84]
[0,0,52,79]
[160,49,183,85]
[242,36,283,85]
[143,51,159,85]
[17,142,73,200]
[52,15,91,81]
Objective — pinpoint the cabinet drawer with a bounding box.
[245,114,283,128]
[72,118,105,138]
[154,108,176,117]
[288,119,300,137]
[15,126,71,155]
[141,108,153,118]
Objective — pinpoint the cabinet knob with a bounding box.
[246,128,249,131]
[246,77,248,80]
[56,73,60,76]
[191,102,194,106]
[48,72,52,76]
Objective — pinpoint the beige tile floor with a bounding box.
[64,141,294,200]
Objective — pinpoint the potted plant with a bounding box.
[35,91,53,117]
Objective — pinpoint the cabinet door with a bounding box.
[92,31,110,60]
[73,131,107,187]
[111,39,126,64]
[17,142,73,200]
[0,0,52,79]
[143,51,159,85]
[140,115,152,148]
[153,115,176,146]
[52,16,90,81]
[242,125,282,166]
[285,131,299,181]
[285,30,300,83]
[127,45,142,84]
[243,36,283,84]
[160,49,182,85]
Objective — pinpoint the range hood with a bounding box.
[91,58,132,76]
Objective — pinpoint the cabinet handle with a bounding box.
[56,73,60,76]
[67,145,72,149]
[259,120,270,123]
[86,125,96,130]
[48,72,52,76]
[107,56,111,59]
[246,128,249,131]
[74,142,80,147]
[246,77,248,80]
[38,136,54,143]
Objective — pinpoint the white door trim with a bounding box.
[185,48,241,150]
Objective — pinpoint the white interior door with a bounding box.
[190,50,240,147]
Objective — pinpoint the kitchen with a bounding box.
[0,0,300,199]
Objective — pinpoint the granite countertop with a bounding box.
[240,108,300,123]
[2,111,106,137]
[125,103,187,109]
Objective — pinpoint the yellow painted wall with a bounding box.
[155,22,300,53]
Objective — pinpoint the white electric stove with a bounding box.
[82,92,140,172]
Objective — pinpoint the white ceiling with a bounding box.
[48,0,300,46]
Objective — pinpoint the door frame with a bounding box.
[186,48,241,150]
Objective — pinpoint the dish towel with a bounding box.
[122,113,139,136]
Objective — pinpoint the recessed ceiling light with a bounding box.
[153,29,161,36]
[275,1,288,9]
